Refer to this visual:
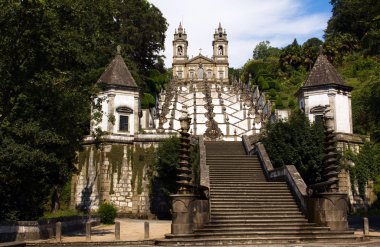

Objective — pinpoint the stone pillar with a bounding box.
[170,105,198,236]
[307,192,349,231]
[328,90,337,132]
[171,195,197,235]
[134,95,140,135]
[107,94,116,133]
[99,146,110,204]
[306,106,349,231]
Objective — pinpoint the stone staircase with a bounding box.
[159,141,357,245]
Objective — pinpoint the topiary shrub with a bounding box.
[98,202,117,224]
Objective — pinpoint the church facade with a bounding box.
[172,23,229,83]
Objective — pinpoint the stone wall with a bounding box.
[72,134,173,216]
[0,216,98,242]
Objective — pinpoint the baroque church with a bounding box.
[71,22,368,215]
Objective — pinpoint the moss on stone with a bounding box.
[131,144,156,194]
[106,144,125,194]
[78,147,90,173]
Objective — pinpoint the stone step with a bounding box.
[197,226,331,233]
[166,230,355,239]
[210,205,300,210]
[209,170,263,172]
[207,160,260,164]
[211,211,303,217]
[211,207,299,212]
[203,222,319,228]
[210,191,292,195]
[210,195,294,200]
[210,201,298,207]
[210,177,266,179]
[158,235,359,246]
[210,196,295,203]
[209,182,286,186]
[210,186,289,190]
[211,215,306,221]
[209,218,309,224]
[210,180,268,183]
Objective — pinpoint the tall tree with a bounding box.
[0,0,167,220]
[262,112,325,185]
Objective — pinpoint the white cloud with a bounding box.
[148,0,330,68]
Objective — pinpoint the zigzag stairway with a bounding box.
[158,141,357,245]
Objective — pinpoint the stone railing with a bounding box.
[198,136,209,190]
[242,136,308,215]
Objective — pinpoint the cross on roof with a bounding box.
[199,48,202,54]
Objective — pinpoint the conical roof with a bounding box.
[303,54,346,87]
[97,49,138,88]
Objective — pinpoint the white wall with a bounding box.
[335,94,352,133]
[92,89,139,135]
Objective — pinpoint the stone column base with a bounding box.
[171,194,198,235]
[307,192,348,231]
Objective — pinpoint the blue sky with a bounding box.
[148,0,332,68]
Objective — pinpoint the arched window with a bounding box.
[177,46,183,56]
[218,45,223,55]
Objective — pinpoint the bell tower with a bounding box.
[172,22,188,79]
[212,23,229,82]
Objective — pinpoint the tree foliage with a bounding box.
[0,0,167,221]
[262,112,325,185]
[326,0,380,55]
[253,41,280,60]
[344,143,380,197]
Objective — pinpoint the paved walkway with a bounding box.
[27,217,380,246]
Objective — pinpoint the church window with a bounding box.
[219,71,224,80]
[314,115,323,125]
[119,115,129,131]
[218,46,223,55]
[177,72,183,79]
[207,71,212,78]
[177,46,183,56]
[189,71,194,79]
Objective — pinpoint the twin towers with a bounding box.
[172,22,229,84]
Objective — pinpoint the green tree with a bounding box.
[345,142,380,197]
[280,39,304,70]
[253,41,280,60]
[326,0,380,55]
[0,0,167,221]
[149,137,179,219]
[262,112,325,184]
[302,38,323,70]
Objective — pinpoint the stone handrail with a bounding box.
[242,136,308,215]
[198,136,209,190]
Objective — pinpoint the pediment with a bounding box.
[116,106,133,114]
[187,55,215,64]
[310,105,327,114]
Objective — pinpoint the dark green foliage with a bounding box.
[326,0,380,55]
[274,98,284,109]
[0,0,167,221]
[228,67,241,81]
[98,203,117,224]
[338,54,380,142]
[344,143,380,197]
[149,136,180,219]
[141,93,156,109]
[262,112,325,184]
[149,137,200,219]
[253,41,280,60]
